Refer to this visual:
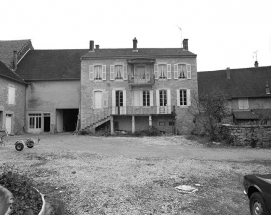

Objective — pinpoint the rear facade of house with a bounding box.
[81,38,198,134]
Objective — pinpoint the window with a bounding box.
[8,86,15,105]
[94,91,103,108]
[180,90,187,106]
[143,91,150,106]
[158,64,167,79]
[94,65,102,80]
[160,90,167,106]
[178,64,186,79]
[169,121,174,126]
[115,65,123,80]
[29,113,41,129]
[159,121,166,126]
[238,98,249,109]
[116,90,123,106]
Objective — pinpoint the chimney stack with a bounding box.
[254,61,259,68]
[89,40,94,52]
[133,37,138,51]
[13,51,17,71]
[226,67,230,79]
[95,45,100,50]
[183,39,188,50]
[266,82,270,94]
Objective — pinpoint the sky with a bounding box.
[1,0,271,72]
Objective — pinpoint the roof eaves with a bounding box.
[0,74,27,85]
[22,78,80,81]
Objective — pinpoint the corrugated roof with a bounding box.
[0,40,32,68]
[82,48,197,59]
[198,66,271,99]
[0,61,26,84]
[15,49,89,80]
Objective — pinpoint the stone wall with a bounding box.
[222,124,271,147]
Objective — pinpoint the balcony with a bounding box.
[112,106,173,115]
[128,74,155,86]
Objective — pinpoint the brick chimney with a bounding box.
[95,45,100,50]
[13,51,17,71]
[89,40,94,52]
[133,37,138,52]
[183,39,188,50]
[226,67,230,79]
[254,61,259,67]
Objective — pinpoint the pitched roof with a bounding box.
[0,40,32,68]
[82,48,197,59]
[16,49,89,80]
[0,61,26,84]
[198,66,271,99]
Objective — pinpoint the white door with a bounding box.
[5,114,12,134]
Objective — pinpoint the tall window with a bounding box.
[116,90,123,106]
[178,64,186,79]
[180,90,187,105]
[160,90,167,106]
[94,65,102,80]
[143,91,150,106]
[158,64,167,79]
[115,65,123,79]
[94,91,103,108]
[29,114,41,129]
[8,86,15,105]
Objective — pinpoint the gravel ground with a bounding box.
[0,133,270,214]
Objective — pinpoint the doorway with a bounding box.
[5,114,12,134]
[43,113,50,132]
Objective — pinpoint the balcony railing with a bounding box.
[128,74,155,85]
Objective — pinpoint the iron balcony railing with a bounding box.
[128,74,155,85]
[82,106,174,129]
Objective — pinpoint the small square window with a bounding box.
[159,121,166,126]
[169,121,174,126]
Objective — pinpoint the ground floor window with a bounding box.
[29,113,41,129]
[180,90,187,106]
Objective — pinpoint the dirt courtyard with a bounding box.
[0,133,270,214]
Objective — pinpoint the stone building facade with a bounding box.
[81,38,198,134]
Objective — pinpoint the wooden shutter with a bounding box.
[123,65,127,80]
[156,90,159,114]
[102,65,106,80]
[187,89,191,106]
[140,91,143,106]
[176,89,180,106]
[89,65,94,80]
[123,90,127,114]
[150,90,154,106]
[112,90,116,114]
[167,89,171,113]
[167,64,171,79]
[110,65,114,80]
[154,64,158,79]
[187,64,191,79]
[103,91,108,107]
[174,64,178,79]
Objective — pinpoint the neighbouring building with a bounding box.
[198,64,271,125]
[80,38,198,134]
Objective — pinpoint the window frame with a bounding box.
[94,65,103,80]
[238,98,249,109]
[8,86,15,105]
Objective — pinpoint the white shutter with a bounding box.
[89,65,94,80]
[123,65,128,80]
[103,91,108,107]
[154,64,158,79]
[187,64,191,79]
[150,90,154,106]
[156,90,159,114]
[174,64,178,79]
[123,90,127,114]
[133,91,140,106]
[167,89,171,113]
[8,87,15,104]
[112,90,116,114]
[140,91,143,106]
[110,65,114,80]
[176,89,180,106]
[187,89,191,106]
[102,65,106,80]
[167,64,171,79]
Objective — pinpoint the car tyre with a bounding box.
[250,192,270,215]
[15,143,24,151]
[27,145,34,148]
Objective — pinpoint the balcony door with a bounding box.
[112,89,126,114]
[156,89,171,114]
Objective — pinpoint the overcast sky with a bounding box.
[1,0,271,71]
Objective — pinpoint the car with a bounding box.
[243,174,271,215]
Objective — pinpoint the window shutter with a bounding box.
[187,89,191,106]
[123,65,128,80]
[187,64,191,79]
[176,89,180,106]
[89,65,94,80]
[167,64,171,79]
[123,90,127,114]
[112,90,116,114]
[102,65,106,80]
[167,89,171,113]
[8,87,15,104]
[150,90,154,106]
[174,64,178,79]
[140,91,143,106]
[156,90,159,114]
[154,64,158,79]
[110,65,114,80]
[103,91,108,107]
